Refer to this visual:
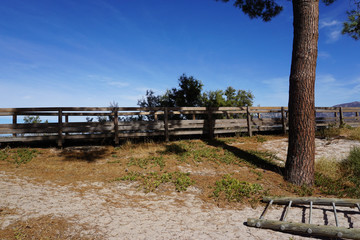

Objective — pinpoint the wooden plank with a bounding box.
[281,107,287,134]
[114,109,119,145]
[62,126,114,133]
[58,109,63,147]
[214,129,247,134]
[12,114,17,137]
[214,119,247,124]
[169,130,206,136]
[208,109,214,139]
[164,107,169,142]
[118,124,164,131]
[118,132,164,137]
[263,196,360,207]
[64,133,113,140]
[168,119,205,124]
[0,135,59,143]
[247,218,360,239]
[247,107,252,137]
[0,128,58,134]
[340,107,344,126]
[250,107,285,110]
[214,122,247,128]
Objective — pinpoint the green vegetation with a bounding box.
[0,148,37,166]
[127,156,165,170]
[114,171,194,192]
[314,147,360,198]
[162,140,241,165]
[212,174,263,202]
[137,74,254,120]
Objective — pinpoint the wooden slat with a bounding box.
[0,135,58,143]
[64,133,113,140]
[263,196,360,207]
[247,218,360,239]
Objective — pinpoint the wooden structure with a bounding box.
[0,106,359,146]
[247,196,360,239]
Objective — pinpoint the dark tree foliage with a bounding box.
[217,0,283,21]
[173,74,204,107]
[138,74,203,108]
[342,1,360,40]
[137,90,161,108]
[137,75,253,120]
[202,87,253,107]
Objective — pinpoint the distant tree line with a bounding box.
[138,74,254,109]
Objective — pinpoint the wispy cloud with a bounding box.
[87,75,129,88]
[316,74,360,106]
[320,20,339,28]
[254,77,289,106]
[318,51,331,59]
[319,19,342,43]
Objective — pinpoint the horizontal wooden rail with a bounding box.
[0,106,359,146]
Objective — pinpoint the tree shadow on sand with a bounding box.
[203,138,284,175]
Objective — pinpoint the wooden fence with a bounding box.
[0,107,359,147]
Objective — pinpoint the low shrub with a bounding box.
[212,174,263,202]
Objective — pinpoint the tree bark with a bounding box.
[285,0,319,186]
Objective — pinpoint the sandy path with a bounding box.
[2,172,360,240]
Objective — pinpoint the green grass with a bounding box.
[0,148,37,166]
[314,147,360,198]
[212,174,263,202]
[127,156,165,170]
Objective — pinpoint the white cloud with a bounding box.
[254,77,289,106]
[107,81,129,87]
[320,20,339,28]
[315,74,360,106]
[318,51,331,59]
[327,29,342,43]
[319,18,342,43]
[317,74,336,84]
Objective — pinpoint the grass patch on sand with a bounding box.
[114,171,194,192]
[315,147,360,198]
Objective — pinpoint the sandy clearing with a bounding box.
[2,171,360,240]
[259,138,360,164]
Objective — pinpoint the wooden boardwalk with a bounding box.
[0,106,359,146]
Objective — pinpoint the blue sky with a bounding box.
[0,0,359,108]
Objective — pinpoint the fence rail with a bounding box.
[1,106,359,146]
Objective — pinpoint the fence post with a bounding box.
[65,115,69,136]
[12,113,17,137]
[114,107,119,145]
[154,112,158,121]
[247,106,252,137]
[208,108,214,139]
[164,107,169,142]
[340,107,344,127]
[58,108,63,148]
[281,107,287,134]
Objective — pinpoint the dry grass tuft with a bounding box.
[0,215,94,240]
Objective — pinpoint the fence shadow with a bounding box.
[60,146,108,163]
[203,138,284,175]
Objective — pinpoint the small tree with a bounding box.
[23,116,42,124]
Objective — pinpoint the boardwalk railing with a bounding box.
[0,107,359,146]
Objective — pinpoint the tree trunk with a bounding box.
[285,0,319,186]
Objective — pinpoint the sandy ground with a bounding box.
[260,138,360,165]
[1,171,360,240]
[1,138,360,239]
